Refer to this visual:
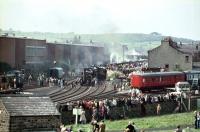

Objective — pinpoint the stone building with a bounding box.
[148,37,200,71]
[0,36,109,74]
[0,96,60,132]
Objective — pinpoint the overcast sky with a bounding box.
[0,0,200,40]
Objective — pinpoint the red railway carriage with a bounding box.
[130,71,185,90]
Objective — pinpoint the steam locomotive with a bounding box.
[81,66,107,86]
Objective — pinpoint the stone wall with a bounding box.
[61,99,197,124]
[0,100,10,132]
[9,115,60,132]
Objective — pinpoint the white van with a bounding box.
[175,82,191,93]
[169,82,190,97]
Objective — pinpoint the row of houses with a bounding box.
[0,36,109,73]
[148,37,200,71]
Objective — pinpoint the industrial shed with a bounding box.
[0,96,60,132]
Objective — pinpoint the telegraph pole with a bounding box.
[123,45,124,62]
[122,44,127,62]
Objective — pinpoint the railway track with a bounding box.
[48,78,132,105]
[51,85,87,102]
[59,86,93,104]
[49,78,80,97]
[67,83,108,102]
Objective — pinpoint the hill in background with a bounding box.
[0,30,196,56]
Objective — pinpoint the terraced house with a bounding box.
[148,37,200,71]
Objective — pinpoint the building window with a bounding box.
[175,64,180,69]
[185,56,189,63]
[25,46,47,64]
[165,64,169,69]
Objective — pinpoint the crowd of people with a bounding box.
[106,61,147,75]
[0,73,24,91]
[64,88,183,117]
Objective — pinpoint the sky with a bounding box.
[0,0,200,40]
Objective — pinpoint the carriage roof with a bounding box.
[132,71,184,77]
[184,70,200,74]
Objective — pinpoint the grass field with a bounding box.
[67,111,200,132]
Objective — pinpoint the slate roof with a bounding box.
[159,37,200,55]
[174,44,200,54]
[0,96,60,116]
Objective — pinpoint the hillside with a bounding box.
[0,30,196,56]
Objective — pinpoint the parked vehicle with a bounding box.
[6,70,24,89]
[175,81,191,92]
[184,70,200,90]
[49,67,65,79]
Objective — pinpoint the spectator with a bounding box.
[13,77,16,88]
[175,125,182,132]
[92,106,98,121]
[194,111,198,129]
[66,125,73,132]
[60,78,64,88]
[140,101,146,116]
[99,120,106,132]
[79,107,87,124]
[174,101,181,113]
[91,120,99,132]
[196,111,200,129]
[1,74,7,90]
[60,124,67,132]
[126,121,136,132]
[28,74,32,85]
[78,129,83,132]
[156,103,161,115]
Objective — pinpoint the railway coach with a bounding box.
[184,70,200,89]
[130,71,185,91]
